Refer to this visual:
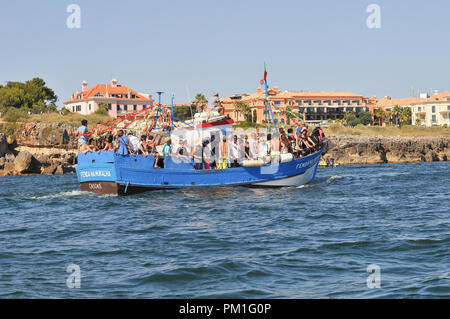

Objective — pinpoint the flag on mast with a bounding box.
[260,62,267,84]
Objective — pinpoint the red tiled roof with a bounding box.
[64,84,151,104]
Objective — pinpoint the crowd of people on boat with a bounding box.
[77,119,325,169]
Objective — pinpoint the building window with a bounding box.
[432,106,436,113]
[133,105,137,111]
[353,100,360,105]
[124,104,128,111]
[432,115,436,122]
[89,104,91,111]
[296,100,302,105]
[131,94,136,98]
[273,100,281,105]
[94,92,104,97]
[447,105,450,111]
[304,100,311,105]
[72,106,75,112]
[314,100,321,105]
[333,100,341,105]
[117,105,120,111]
[107,104,112,110]
[418,107,422,112]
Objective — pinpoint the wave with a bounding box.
[30,190,114,200]
[326,175,343,185]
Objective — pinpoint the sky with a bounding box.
[0,0,449,107]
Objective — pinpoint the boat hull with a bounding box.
[76,149,322,195]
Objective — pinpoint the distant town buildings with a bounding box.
[63,79,449,127]
[64,79,153,117]
[221,87,450,127]
[410,91,450,127]
[220,87,374,125]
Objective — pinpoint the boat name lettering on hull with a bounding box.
[296,158,319,169]
[80,170,112,178]
[88,183,102,190]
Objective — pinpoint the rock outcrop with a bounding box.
[0,122,77,176]
[0,122,449,176]
[324,135,450,165]
[14,151,33,174]
[0,132,8,157]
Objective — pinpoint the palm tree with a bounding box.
[233,102,251,122]
[391,105,402,126]
[375,108,386,126]
[192,93,207,112]
[385,111,392,125]
[401,107,412,124]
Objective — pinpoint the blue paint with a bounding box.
[76,149,322,188]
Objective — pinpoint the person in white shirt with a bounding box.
[207,92,220,113]
[127,133,141,154]
[229,135,240,167]
[248,132,258,160]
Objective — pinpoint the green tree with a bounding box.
[173,105,196,121]
[95,102,109,115]
[375,108,386,125]
[0,77,58,112]
[345,112,361,127]
[192,93,207,112]
[233,102,251,122]
[400,107,412,124]
[358,111,374,125]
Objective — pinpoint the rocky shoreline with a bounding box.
[0,122,77,176]
[324,135,449,165]
[0,122,449,176]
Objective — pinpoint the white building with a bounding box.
[64,79,154,118]
[411,91,450,126]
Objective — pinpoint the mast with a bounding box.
[169,94,175,136]
[262,63,277,132]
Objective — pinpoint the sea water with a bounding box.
[0,162,448,298]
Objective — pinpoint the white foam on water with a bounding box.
[438,272,450,279]
[31,190,85,199]
[326,175,343,185]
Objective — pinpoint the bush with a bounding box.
[95,102,109,115]
[359,111,374,125]
[3,108,29,122]
[346,114,361,127]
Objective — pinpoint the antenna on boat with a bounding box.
[262,62,277,133]
[169,93,175,136]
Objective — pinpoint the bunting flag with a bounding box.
[260,62,267,84]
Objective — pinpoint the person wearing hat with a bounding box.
[206,92,220,113]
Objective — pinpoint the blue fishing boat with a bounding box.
[76,148,323,194]
[75,66,324,195]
